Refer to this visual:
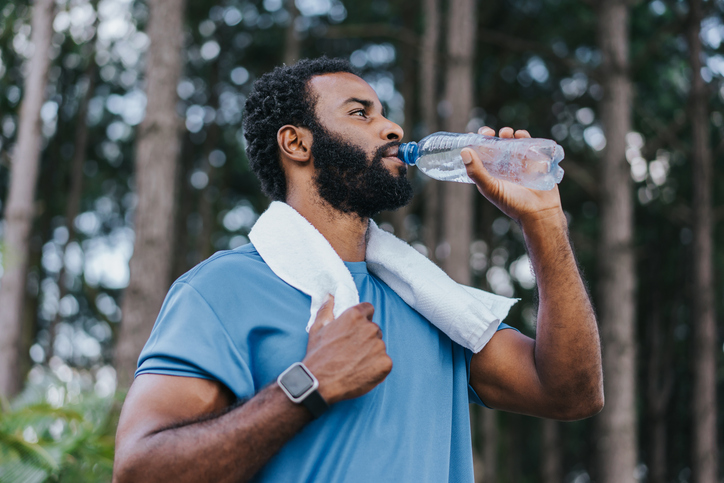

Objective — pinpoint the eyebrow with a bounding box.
[342,97,387,118]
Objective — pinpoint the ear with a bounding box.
[277,125,312,164]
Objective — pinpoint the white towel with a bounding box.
[248,202,517,353]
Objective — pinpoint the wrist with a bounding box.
[301,355,340,404]
[313,380,337,405]
[518,207,567,234]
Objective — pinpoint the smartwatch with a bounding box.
[277,362,329,418]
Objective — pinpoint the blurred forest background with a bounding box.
[0,0,723,481]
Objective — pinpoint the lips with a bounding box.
[383,146,399,159]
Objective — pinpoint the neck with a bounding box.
[286,192,369,262]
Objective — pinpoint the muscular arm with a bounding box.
[465,127,603,421]
[113,375,312,483]
[114,298,392,483]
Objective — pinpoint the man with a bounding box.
[113,57,603,482]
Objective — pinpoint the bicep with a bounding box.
[470,329,555,418]
[116,374,234,451]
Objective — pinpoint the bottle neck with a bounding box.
[397,142,419,165]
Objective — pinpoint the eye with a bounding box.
[352,109,368,118]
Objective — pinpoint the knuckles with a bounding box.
[380,355,393,374]
[354,302,375,317]
[362,321,381,337]
[338,303,374,323]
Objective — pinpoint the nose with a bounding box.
[381,118,404,141]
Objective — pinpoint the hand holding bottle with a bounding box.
[463,127,565,227]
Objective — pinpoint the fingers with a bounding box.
[346,302,381,338]
[311,294,335,332]
[499,127,514,138]
[311,297,379,342]
[313,298,376,328]
[479,126,531,139]
[352,302,375,322]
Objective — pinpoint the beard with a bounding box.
[310,124,413,219]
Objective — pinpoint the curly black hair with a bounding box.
[242,57,356,201]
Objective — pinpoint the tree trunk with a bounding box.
[20,138,57,380]
[49,64,95,357]
[687,1,718,481]
[196,62,220,262]
[171,137,195,280]
[646,329,672,483]
[0,0,55,398]
[196,148,218,262]
[440,0,476,285]
[478,409,498,483]
[283,0,300,65]
[115,0,185,389]
[648,413,668,483]
[420,0,441,259]
[541,419,563,483]
[503,414,522,482]
[594,1,638,482]
[645,273,674,483]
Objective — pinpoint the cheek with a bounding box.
[331,124,373,149]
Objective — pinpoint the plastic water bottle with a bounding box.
[396,132,565,191]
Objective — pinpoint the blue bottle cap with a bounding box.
[397,142,419,165]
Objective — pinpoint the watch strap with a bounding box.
[300,388,329,418]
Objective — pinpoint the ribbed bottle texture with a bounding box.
[397,132,565,191]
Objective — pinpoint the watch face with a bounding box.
[283,365,314,398]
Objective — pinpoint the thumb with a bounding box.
[311,294,335,332]
[462,147,499,196]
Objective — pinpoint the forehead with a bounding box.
[308,72,382,112]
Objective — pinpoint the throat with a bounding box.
[317,209,369,262]
[287,195,369,262]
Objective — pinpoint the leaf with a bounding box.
[0,460,49,483]
[0,430,60,468]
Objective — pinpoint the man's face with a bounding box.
[306,73,413,218]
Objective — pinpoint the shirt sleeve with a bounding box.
[466,321,520,407]
[135,281,256,400]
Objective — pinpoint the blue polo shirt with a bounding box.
[136,244,514,483]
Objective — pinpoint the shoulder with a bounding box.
[177,243,275,290]
[171,243,305,313]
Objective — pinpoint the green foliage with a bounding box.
[0,373,117,483]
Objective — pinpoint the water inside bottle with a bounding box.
[415,148,475,183]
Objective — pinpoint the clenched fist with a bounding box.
[302,295,393,404]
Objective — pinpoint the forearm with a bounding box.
[521,210,603,413]
[114,384,312,483]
